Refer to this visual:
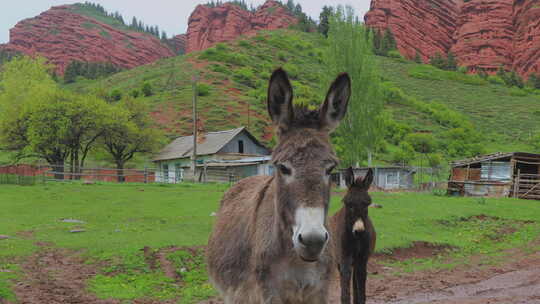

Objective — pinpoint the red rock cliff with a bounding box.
[451,0,514,73]
[0,5,174,74]
[364,0,459,62]
[513,0,540,77]
[366,0,540,78]
[186,0,297,53]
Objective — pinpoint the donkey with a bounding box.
[206,68,351,304]
[329,167,377,304]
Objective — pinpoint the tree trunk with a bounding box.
[116,161,125,183]
[53,160,65,180]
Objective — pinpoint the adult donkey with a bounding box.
[207,68,351,304]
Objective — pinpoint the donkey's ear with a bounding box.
[267,68,293,129]
[320,73,351,132]
[358,168,374,190]
[344,167,355,188]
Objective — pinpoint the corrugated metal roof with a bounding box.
[153,127,249,162]
[450,152,540,167]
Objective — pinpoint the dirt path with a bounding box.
[333,245,540,304]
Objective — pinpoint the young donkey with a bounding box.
[330,167,377,304]
[207,68,351,304]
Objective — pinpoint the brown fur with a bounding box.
[329,168,377,304]
[207,69,351,304]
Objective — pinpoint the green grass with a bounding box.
[0,183,539,302]
[379,57,540,152]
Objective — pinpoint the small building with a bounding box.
[337,167,416,190]
[448,152,540,200]
[152,127,271,183]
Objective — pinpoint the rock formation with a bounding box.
[185,0,297,53]
[364,0,459,63]
[0,5,174,74]
[365,0,540,77]
[451,0,514,74]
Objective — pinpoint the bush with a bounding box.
[405,133,436,154]
[209,64,230,75]
[487,75,505,85]
[237,40,252,49]
[232,68,255,87]
[391,142,416,165]
[509,87,528,97]
[387,50,404,60]
[130,89,140,98]
[197,83,212,96]
[141,82,153,97]
[109,89,122,101]
[457,66,468,74]
[408,65,487,86]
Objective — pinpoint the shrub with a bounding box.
[391,142,416,165]
[405,133,436,154]
[130,89,140,98]
[109,89,122,101]
[457,66,468,74]
[197,83,212,96]
[232,68,255,87]
[509,87,528,97]
[237,40,252,49]
[141,82,153,97]
[388,50,406,62]
[487,75,505,85]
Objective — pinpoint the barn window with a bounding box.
[238,140,244,154]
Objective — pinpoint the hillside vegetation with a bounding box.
[66,29,540,166]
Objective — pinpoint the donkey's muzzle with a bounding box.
[297,231,329,262]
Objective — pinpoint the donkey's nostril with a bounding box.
[298,233,305,245]
[325,232,329,241]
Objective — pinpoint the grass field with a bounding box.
[1,182,539,303]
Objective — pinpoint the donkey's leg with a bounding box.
[352,242,370,304]
[339,258,352,304]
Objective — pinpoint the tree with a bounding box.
[430,52,447,70]
[318,6,333,37]
[380,28,397,56]
[101,97,162,182]
[446,51,457,71]
[373,29,382,55]
[0,57,111,179]
[0,57,57,163]
[414,51,423,64]
[528,73,540,89]
[286,0,295,12]
[323,6,384,167]
[141,82,153,97]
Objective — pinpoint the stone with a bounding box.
[0,5,174,74]
[69,229,86,233]
[61,219,85,224]
[185,0,297,53]
[0,235,9,240]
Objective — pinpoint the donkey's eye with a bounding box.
[278,164,292,175]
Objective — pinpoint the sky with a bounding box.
[0,0,371,43]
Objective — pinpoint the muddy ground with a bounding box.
[1,241,539,304]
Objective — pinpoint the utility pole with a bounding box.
[191,75,198,182]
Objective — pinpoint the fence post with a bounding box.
[514,169,521,198]
[144,167,148,184]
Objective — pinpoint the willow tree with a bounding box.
[323,6,384,167]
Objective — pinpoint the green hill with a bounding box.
[65,29,540,165]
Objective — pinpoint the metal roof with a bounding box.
[153,127,265,162]
[450,152,540,167]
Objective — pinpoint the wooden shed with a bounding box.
[448,152,540,200]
